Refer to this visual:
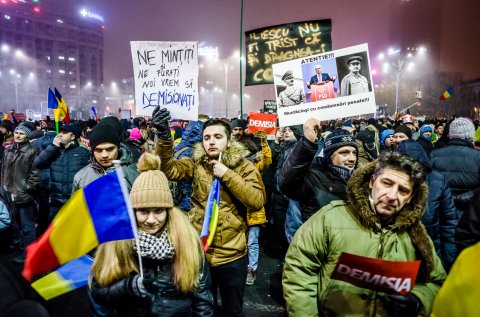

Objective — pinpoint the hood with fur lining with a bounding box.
[192,140,247,169]
[346,160,434,277]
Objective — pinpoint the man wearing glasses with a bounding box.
[340,56,370,96]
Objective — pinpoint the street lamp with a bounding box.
[376,47,425,116]
[9,69,20,111]
[224,63,228,118]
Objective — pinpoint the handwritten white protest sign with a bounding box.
[130,41,198,120]
[273,43,376,126]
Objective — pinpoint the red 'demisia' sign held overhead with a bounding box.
[331,252,421,295]
[248,112,277,136]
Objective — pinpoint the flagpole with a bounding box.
[113,160,144,278]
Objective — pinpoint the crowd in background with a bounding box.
[0,107,479,316]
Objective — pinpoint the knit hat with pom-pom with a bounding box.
[130,153,173,209]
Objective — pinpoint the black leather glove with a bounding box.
[141,271,156,293]
[383,293,421,317]
[152,106,171,140]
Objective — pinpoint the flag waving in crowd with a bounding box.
[200,177,221,252]
[54,88,71,124]
[439,87,454,100]
[22,170,137,281]
[31,255,94,300]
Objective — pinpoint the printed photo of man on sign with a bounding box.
[273,43,377,127]
[302,59,338,102]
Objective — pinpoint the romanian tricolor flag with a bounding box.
[200,178,221,252]
[0,112,8,120]
[48,88,58,109]
[91,106,99,123]
[32,255,93,300]
[54,87,71,124]
[439,87,454,100]
[22,171,137,281]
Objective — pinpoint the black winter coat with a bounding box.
[33,141,90,203]
[430,138,480,217]
[397,139,458,270]
[456,187,480,252]
[90,258,213,317]
[0,142,39,204]
[279,137,348,222]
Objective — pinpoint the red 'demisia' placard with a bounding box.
[330,252,421,295]
[248,112,278,136]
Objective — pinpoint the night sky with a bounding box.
[82,0,480,113]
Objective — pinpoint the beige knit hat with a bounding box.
[130,153,174,209]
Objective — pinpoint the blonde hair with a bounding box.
[90,208,203,293]
[90,153,204,293]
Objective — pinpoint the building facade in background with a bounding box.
[0,0,104,118]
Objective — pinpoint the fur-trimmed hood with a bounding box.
[347,160,435,276]
[192,140,247,169]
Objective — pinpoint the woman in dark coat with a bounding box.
[89,153,213,317]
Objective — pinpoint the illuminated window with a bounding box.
[58,56,65,60]
[4,15,11,20]
[46,56,51,60]
[68,57,75,61]
[57,19,63,24]
[46,69,51,73]
[70,84,76,89]
[59,69,65,74]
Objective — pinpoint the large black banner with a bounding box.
[245,19,332,86]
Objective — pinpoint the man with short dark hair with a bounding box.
[0,124,39,254]
[278,70,305,107]
[34,124,90,220]
[153,107,265,317]
[72,123,138,192]
[283,152,446,316]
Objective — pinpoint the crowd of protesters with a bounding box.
[0,106,479,316]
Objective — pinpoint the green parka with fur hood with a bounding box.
[156,138,266,267]
[283,160,446,317]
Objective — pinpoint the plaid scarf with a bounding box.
[134,229,175,261]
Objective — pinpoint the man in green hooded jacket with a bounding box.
[283,152,446,317]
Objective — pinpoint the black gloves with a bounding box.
[383,294,421,317]
[152,106,171,140]
[141,271,156,292]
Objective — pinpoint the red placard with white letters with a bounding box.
[330,252,421,295]
[248,112,277,136]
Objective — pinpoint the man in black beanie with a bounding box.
[394,124,412,148]
[72,123,138,192]
[279,118,359,222]
[100,116,141,162]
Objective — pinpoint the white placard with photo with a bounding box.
[272,43,376,127]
